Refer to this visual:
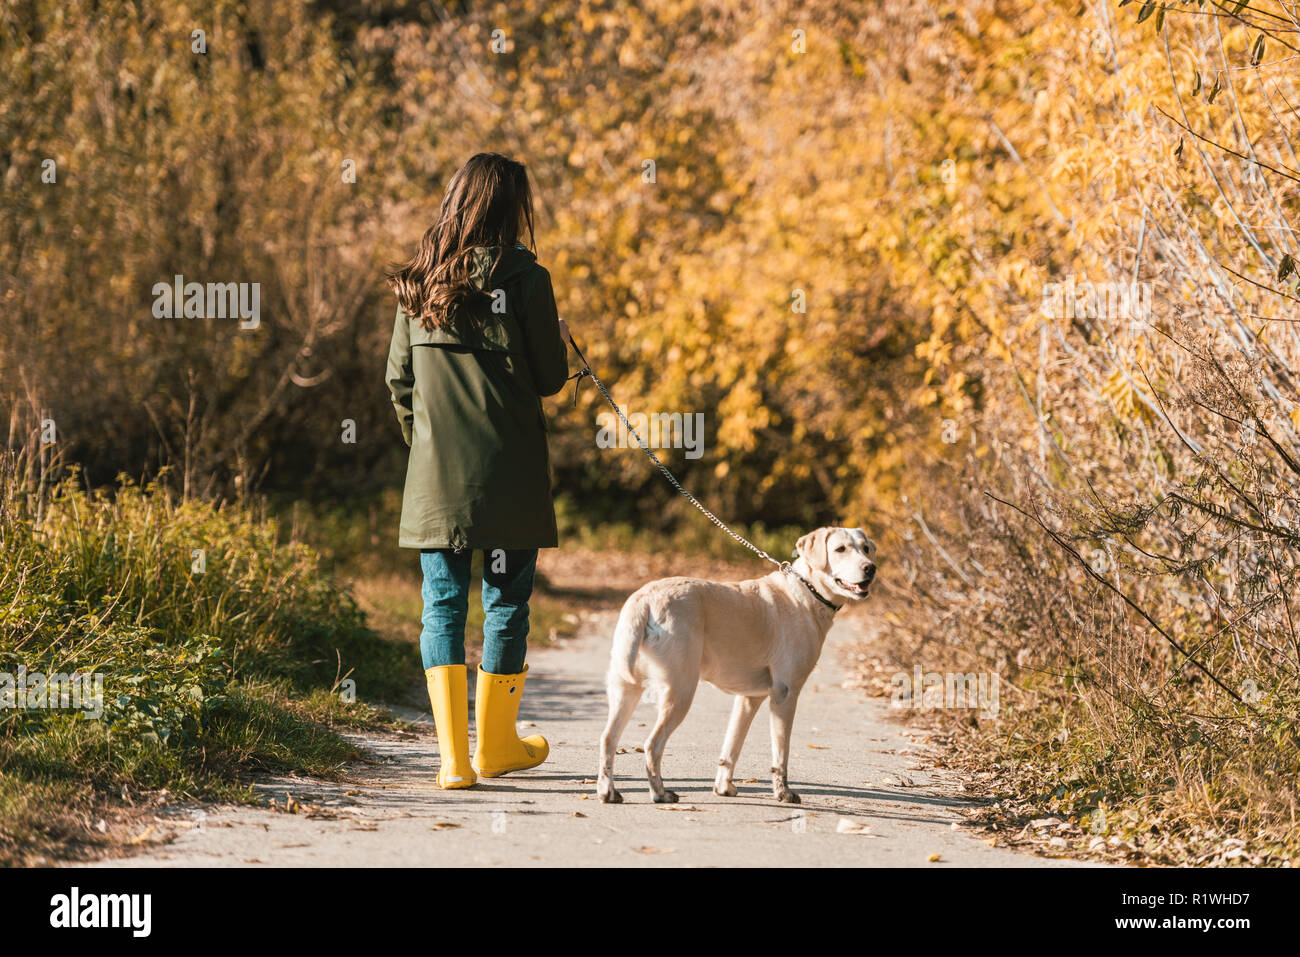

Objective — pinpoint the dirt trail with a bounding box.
[84,550,1091,867]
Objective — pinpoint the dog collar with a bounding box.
[784,567,841,612]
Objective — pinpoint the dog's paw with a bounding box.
[653,790,679,804]
[598,788,623,804]
[775,788,801,804]
[714,782,738,797]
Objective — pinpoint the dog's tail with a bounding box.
[610,597,650,685]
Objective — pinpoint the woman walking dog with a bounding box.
[385,152,570,789]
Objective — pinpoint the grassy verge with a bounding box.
[0,459,419,864]
[852,505,1300,867]
[851,647,1300,866]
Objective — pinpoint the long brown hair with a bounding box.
[388,152,536,331]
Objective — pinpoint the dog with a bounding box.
[596,526,877,805]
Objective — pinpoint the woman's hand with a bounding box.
[557,317,573,347]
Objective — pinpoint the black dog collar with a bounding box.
[786,567,841,612]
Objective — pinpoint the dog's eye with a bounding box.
[834,545,846,552]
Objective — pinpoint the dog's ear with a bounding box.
[795,527,832,572]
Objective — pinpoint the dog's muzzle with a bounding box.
[835,563,875,596]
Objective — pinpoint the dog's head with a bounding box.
[794,526,877,603]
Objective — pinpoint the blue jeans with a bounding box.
[419,548,537,675]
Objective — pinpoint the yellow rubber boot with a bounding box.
[473,665,549,777]
[425,665,476,789]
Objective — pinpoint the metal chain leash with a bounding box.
[566,337,784,568]
[565,336,838,609]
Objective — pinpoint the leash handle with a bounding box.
[566,331,590,368]
[564,333,592,405]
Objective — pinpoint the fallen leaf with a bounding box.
[927,853,942,862]
[836,818,871,834]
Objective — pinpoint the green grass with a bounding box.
[0,459,419,864]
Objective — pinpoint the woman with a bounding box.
[385,152,570,789]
